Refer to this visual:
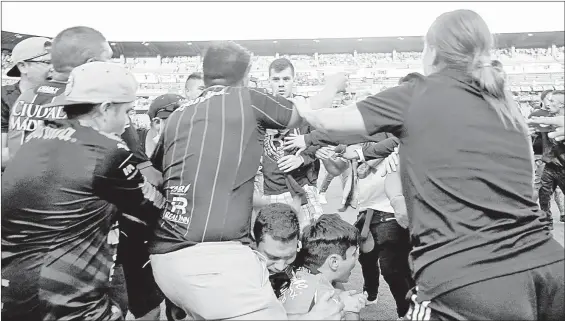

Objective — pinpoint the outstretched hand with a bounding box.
[284,134,307,155]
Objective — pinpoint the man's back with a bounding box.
[2,120,146,321]
[7,80,67,158]
[150,86,295,254]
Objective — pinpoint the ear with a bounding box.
[16,62,28,74]
[325,254,341,272]
[98,101,113,114]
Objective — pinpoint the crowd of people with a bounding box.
[1,8,565,321]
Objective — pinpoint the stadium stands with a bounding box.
[2,29,564,108]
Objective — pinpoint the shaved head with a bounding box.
[51,26,112,73]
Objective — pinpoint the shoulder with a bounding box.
[87,130,137,177]
[279,270,321,313]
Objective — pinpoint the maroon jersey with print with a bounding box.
[150,86,295,254]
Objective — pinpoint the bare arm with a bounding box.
[299,103,368,136]
[286,79,346,128]
[296,81,418,137]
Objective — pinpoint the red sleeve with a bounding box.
[249,88,294,129]
[356,81,417,137]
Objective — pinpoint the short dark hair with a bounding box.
[491,59,503,69]
[299,214,359,273]
[269,58,295,76]
[254,203,300,244]
[398,72,424,85]
[51,26,108,73]
[63,103,97,119]
[202,41,251,87]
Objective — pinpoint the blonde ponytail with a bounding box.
[470,55,527,133]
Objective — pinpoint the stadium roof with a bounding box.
[2,2,564,41]
[2,31,564,58]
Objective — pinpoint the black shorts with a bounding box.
[405,259,564,321]
[117,219,165,318]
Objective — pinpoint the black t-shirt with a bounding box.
[356,68,564,302]
[1,120,166,320]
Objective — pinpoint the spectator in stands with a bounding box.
[1,37,52,171]
[184,72,204,100]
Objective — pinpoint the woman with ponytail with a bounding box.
[295,9,564,320]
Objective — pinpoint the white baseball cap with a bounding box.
[7,36,52,77]
[44,61,138,107]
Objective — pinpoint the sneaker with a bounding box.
[363,291,378,305]
[319,193,328,205]
[560,215,564,223]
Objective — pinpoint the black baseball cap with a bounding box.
[147,94,186,120]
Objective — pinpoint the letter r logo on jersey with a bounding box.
[122,164,136,177]
[171,197,188,215]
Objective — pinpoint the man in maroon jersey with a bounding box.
[149,41,347,320]
[1,61,167,321]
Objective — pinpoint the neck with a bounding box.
[316,266,337,283]
[148,126,160,137]
[77,117,104,133]
[18,77,35,92]
[51,71,70,82]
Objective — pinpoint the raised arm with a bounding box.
[296,80,418,136]
[250,74,348,129]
